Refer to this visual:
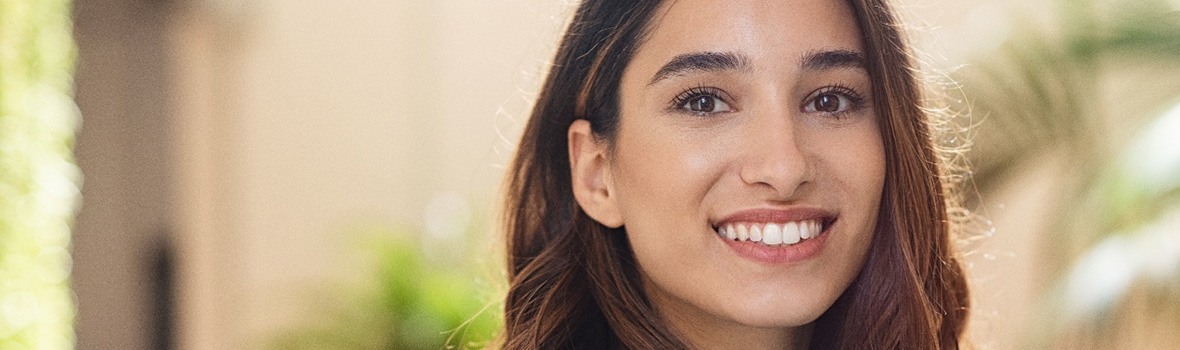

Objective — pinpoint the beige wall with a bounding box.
[169,1,573,348]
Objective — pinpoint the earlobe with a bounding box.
[568,120,624,228]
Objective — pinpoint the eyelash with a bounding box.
[669,86,729,114]
[804,84,867,118]
[667,84,868,117]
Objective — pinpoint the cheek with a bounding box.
[806,121,885,260]
[836,125,886,269]
[860,131,886,204]
[608,116,733,289]
[844,131,885,201]
[811,123,885,204]
[610,122,727,219]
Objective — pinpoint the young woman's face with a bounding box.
[601,0,884,345]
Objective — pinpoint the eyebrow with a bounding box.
[648,49,866,86]
[648,51,751,85]
[800,49,866,71]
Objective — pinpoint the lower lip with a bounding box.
[719,224,831,264]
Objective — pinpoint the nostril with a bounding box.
[736,154,812,200]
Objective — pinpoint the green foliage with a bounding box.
[269,225,502,350]
[0,0,79,348]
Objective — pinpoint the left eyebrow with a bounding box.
[648,51,752,86]
[800,49,866,71]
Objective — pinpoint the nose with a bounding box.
[737,113,813,199]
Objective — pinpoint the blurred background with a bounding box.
[1,0,1178,348]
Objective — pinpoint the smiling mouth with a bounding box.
[713,218,834,247]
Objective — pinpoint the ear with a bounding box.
[568,119,624,228]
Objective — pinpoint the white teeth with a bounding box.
[805,221,818,240]
[717,220,825,246]
[762,223,783,245]
[783,221,801,244]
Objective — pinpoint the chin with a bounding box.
[720,295,831,329]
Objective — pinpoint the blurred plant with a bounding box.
[268,224,502,350]
[0,0,79,348]
[953,0,1180,347]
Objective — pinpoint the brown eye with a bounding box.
[813,93,842,113]
[806,93,849,113]
[803,87,862,116]
[675,87,733,115]
[688,95,716,112]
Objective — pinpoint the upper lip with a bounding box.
[712,206,836,227]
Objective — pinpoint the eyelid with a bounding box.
[668,86,736,113]
[801,84,867,115]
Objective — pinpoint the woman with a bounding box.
[501,0,970,348]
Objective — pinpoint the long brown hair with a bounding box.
[500,0,970,348]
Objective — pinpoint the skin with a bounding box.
[569,0,884,348]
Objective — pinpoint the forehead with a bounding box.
[628,0,863,77]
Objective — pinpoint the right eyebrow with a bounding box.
[648,51,752,86]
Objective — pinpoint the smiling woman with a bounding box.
[501,0,969,348]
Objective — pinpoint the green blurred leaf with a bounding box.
[0,0,79,348]
[269,225,501,350]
